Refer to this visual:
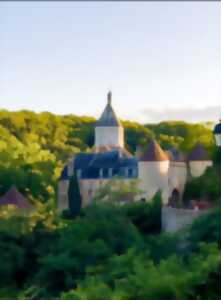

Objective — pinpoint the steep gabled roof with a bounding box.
[0,186,30,209]
[96,92,121,127]
[140,139,168,162]
[188,143,211,161]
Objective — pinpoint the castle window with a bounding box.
[76,169,82,179]
[125,168,129,177]
[132,169,137,177]
[108,168,113,178]
[112,168,118,176]
[103,169,109,178]
[125,168,134,178]
[128,169,133,178]
[99,168,103,178]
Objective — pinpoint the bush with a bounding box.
[68,174,82,217]
[122,192,162,235]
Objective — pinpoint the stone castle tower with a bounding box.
[95,91,124,148]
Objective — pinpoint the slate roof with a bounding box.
[214,121,221,134]
[140,139,169,162]
[0,186,30,209]
[96,92,121,127]
[188,143,211,161]
[60,149,138,180]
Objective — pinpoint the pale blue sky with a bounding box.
[1,2,221,123]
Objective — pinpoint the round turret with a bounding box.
[138,140,169,204]
[188,143,213,177]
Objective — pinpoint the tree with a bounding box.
[68,174,82,216]
[92,178,142,205]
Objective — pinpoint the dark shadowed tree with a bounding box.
[68,173,82,216]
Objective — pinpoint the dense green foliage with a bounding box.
[184,148,221,203]
[0,110,95,201]
[68,174,82,216]
[147,121,214,153]
[0,197,161,299]
[0,199,221,299]
[184,165,221,203]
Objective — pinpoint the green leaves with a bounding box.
[68,174,82,217]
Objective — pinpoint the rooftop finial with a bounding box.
[107,91,112,105]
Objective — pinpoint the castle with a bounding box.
[58,92,219,212]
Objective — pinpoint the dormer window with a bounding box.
[128,169,133,178]
[76,169,82,179]
[108,168,113,178]
[99,169,103,178]
[125,168,129,177]
[103,169,108,178]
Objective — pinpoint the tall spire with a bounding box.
[107,91,112,105]
[96,92,121,127]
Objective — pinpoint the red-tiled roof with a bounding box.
[140,139,169,162]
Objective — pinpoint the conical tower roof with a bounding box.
[96,92,121,127]
[140,139,168,161]
[0,186,30,209]
[188,143,210,161]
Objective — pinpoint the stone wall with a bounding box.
[162,206,207,232]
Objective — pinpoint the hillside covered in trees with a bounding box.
[0,109,215,204]
[1,110,221,299]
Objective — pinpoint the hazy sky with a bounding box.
[1,2,221,123]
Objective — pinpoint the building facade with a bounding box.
[57,92,214,211]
